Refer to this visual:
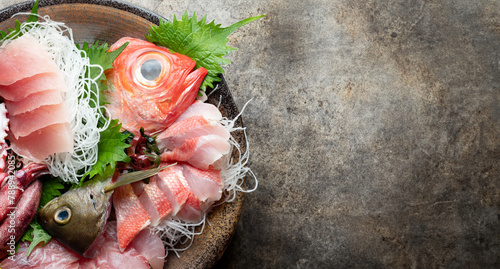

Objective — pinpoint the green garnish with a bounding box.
[20,222,52,257]
[146,12,265,91]
[83,119,131,181]
[0,0,39,40]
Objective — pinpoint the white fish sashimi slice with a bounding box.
[160,135,231,170]
[128,228,165,269]
[156,115,230,151]
[133,180,173,227]
[9,103,71,139]
[175,100,223,122]
[155,165,190,216]
[0,35,62,86]
[0,72,67,101]
[0,241,80,269]
[182,164,223,203]
[8,123,73,162]
[4,90,63,116]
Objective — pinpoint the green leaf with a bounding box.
[77,41,128,127]
[146,12,264,91]
[39,177,66,208]
[24,221,51,257]
[83,119,131,180]
[0,0,39,40]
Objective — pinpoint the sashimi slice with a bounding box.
[135,179,173,226]
[128,228,165,269]
[4,89,63,116]
[175,100,223,123]
[8,123,73,162]
[155,164,190,216]
[175,175,205,223]
[0,241,80,269]
[182,164,223,202]
[0,35,62,86]
[0,72,67,101]
[160,135,231,170]
[156,115,230,151]
[81,221,150,269]
[9,103,71,139]
[113,184,151,251]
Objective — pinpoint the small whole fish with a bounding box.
[38,166,170,258]
[105,37,208,136]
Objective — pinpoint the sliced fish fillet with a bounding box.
[4,90,63,116]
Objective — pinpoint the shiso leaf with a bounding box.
[0,0,39,40]
[146,12,265,91]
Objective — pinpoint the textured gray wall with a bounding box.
[2,0,500,268]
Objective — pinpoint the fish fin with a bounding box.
[104,163,176,192]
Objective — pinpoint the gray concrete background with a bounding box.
[2,0,500,268]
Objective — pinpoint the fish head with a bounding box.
[38,180,112,257]
[105,37,208,135]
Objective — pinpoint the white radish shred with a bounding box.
[2,14,108,183]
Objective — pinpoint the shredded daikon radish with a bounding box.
[2,14,108,183]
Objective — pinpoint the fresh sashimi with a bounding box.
[135,179,173,226]
[9,103,71,139]
[175,100,223,123]
[0,241,80,269]
[4,90,63,116]
[182,164,223,202]
[81,221,150,269]
[175,175,206,223]
[156,115,230,151]
[0,72,67,101]
[155,164,190,215]
[8,123,73,162]
[128,228,165,269]
[0,35,62,86]
[160,135,231,170]
[113,184,151,251]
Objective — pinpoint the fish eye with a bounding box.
[133,53,170,87]
[140,59,162,81]
[54,206,71,225]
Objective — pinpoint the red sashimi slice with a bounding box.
[155,164,190,216]
[134,179,173,226]
[8,123,73,162]
[156,115,230,151]
[0,72,67,101]
[175,175,206,223]
[113,184,151,251]
[0,35,62,86]
[160,135,231,170]
[175,100,223,123]
[9,103,71,139]
[182,164,223,202]
[4,90,63,116]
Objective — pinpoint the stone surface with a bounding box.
[2,0,500,268]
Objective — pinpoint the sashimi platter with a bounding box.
[0,0,261,268]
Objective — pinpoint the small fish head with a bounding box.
[38,182,112,257]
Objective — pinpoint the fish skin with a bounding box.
[105,37,208,135]
[38,178,112,259]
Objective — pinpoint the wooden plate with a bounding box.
[0,1,246,268]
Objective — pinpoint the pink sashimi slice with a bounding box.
[4,90,63,116]
[9,103,71,139]
[128,228,165,269]
[113,184,151,252]
[156,115,230,151]
[155,164,190,216]
[134,179,173,226]
[0,35,62,86]
[81,221,150,269]
[182,163,223,202]
[175,100,223,123]
[0,241,80,269]
[8,123,74,162]
[0,72,67,101]
[160,135,231,170]
[175,175,206,223]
